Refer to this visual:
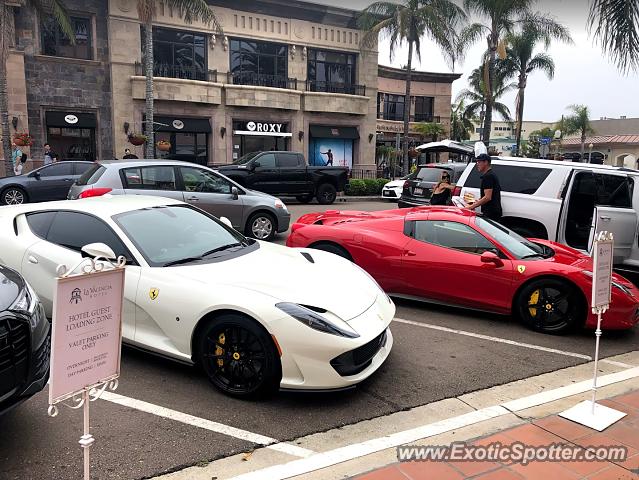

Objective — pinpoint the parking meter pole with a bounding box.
[590,309,604,415]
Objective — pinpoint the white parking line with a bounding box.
[100,391,314,458]
[228,366,639,480]
[393,317,593,360]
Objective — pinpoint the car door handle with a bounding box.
[186,196,199,201]
[403,250,417,257]
[28,255,38,264]
[600,216,611,221]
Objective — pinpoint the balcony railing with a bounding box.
[412,114,441,123]
[227,72,297,90]
[135,62,217,82]
[306,80,366,96]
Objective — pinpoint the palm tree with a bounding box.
[137,0,221,158]
[563,104,595,160]
[501,23,572,155]
[414,121,446,142]
[359,0,466,175]
[1,0,73,176]
[449,100,474,141]
[456,62,515,126]
[588,0,639,73]
[458,0,570,146]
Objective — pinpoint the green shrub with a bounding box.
[346,179,367,196]
[363,179,379,195]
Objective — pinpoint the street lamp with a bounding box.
[588,143,594,163]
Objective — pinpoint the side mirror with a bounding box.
[251,161,260,170]
[81,242,116,260]
[231,186,239,200]
[30,171,40,179]
[480,251,503,266]
[219,216,233,228]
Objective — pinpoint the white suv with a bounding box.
[452,156,639,271]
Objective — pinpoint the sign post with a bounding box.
[47,252,126,480]
[559,231,626,431]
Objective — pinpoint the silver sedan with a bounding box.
[67,160,290,241]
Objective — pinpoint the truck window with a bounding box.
[255,153,276,168]
[277,153,301,168]
[465,164,551,194]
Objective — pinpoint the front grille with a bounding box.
[331,329,388,377]
[0,317,30,398]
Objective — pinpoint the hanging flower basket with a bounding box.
[156,140,171,152]
[128,133,147,146]
[13,133,33,147]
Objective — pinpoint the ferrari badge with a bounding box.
[517,265,526,274]
[149,288,160,300]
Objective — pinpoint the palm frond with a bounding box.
[589,0,639,72]
[526,52,555,78]
[29,0,76,43]
[493,101,512,122]
[165,0,222,33]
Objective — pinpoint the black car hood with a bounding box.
[0,265,24,311]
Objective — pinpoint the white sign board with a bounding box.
[591,238,613,310]
[49,268,125,404]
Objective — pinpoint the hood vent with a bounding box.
[300,252,315,264]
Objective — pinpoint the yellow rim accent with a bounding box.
[218,333,225,344]
[232,352,241,360]
[528,289,540,317]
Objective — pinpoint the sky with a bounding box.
[311,0,639,122]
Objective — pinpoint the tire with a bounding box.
[1,187,27,205]
[196,314,281,398]
[316,184,337,205]
[515,278,584,334]
[296,194,314,203]
[245,212,276,241]
[310,242,353,261]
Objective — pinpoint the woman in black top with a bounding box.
[430,171,455,205]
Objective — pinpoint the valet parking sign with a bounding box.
[49,268,125,404]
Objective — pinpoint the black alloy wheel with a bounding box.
[1,187,27,205]
[316,184,337,204]
[197,314,280,398]
[516,278,584,334]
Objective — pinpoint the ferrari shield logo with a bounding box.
[149,288,159,300]
[517,265,526,274]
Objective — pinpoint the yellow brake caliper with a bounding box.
[216,333,225,368]
[528,289,540,317]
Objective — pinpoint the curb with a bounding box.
[336,196,394,202]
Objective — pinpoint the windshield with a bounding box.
[113,205,250,267]
[475,217,546,260]
[76,164,105,186]
[233,151,260,165]
[416,167,451,182]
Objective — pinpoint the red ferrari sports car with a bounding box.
[287,207,639,334]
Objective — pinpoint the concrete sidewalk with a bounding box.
[352,391,639,480]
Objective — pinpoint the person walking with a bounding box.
[11,141,23,175]
[123,148,138,159]
[14,153,26,175]
[320,149,334,166]
[429,171,455,206]
[43,143,57,165]
[466,153,502,222]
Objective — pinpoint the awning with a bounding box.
[153,116,212,133]
[45,111,96,128]
[309,125,359,139]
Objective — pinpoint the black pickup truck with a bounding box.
[217,151,349,204]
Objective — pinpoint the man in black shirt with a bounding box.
[467,153,502,221]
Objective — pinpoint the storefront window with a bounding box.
[229,39,289,88]
[142,27,207,81]
[308,126,359,169]
[47,127,95,161]
[231,121,289,160]
[42,16,92,60]
[155,132,209,165]
[307,49,356,94]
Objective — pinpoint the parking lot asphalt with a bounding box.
[1,200,637,480]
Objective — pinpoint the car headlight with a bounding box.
[581,270,632,295]
[274,200,288,211]
[10,281,38,322]
[276,303,359,338]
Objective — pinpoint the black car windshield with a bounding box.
[233,151,260,165]
[475,217,547,260]
[416,167,451,182]
[113,205,251,267]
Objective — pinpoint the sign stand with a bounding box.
[47,252,126,480]
[559,231,626,431]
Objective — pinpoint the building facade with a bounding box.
[109,0,378,172]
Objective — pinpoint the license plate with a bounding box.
[383,190,392,196]
[414,188,423,195]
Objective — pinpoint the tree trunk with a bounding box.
[482,43,496,147]
[402,40,414,176]
[580,132,586,161]
[0,3,14,177]
[144,19,154,159]
[515,84,525,156]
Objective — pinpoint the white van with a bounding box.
[452,156,639,271]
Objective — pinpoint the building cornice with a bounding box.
[378,65,462,83]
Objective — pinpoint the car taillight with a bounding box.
[452,186,462,197]
[78,188,112,199]
[403,181,410,188]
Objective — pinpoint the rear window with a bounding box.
[76,164,105,186]
[416,167,451,182]
[464,164,551,194]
